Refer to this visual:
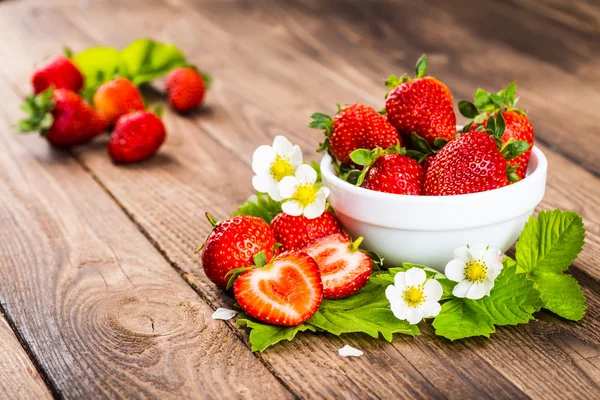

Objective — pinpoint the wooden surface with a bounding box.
[0,0,599,398]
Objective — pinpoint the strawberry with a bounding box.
[302,233,372,299]
[201,214,277,290]
[165,67,211,113]
[270,210,343,251]
[349,146,424,195]
[16,88,104,147]
[424,114,530,195]
[309,103,400,165]
[31,55,84,95]
[93,77,145,127]
[459,82,534,180]
[233,251,323,326]
[385,54,456,149]
[108,111,166,163]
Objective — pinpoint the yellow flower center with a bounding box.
[292,184,318,207]
[403,286,426,308]
[465,260,487,283]
[270,155,294,182]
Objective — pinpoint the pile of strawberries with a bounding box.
[17,53,210,163]
[310,55,535,196]
[201,211,372,326]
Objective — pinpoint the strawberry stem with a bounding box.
[205,212,219,227]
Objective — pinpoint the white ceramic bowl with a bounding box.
[320,146,547,271]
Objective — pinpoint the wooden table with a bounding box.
[1,0,599,398]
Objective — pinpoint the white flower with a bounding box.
[211,308,237,320]
[338,345,363,357]
[385,268,442,325]
[279,164,330,219]
[252,136,303,201]
[445,245,503,300]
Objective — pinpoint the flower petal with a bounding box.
[252,145,276,174]
[294,164,317,184]
[469,244,487,261]
[253,174,276,193]
[445,259,466,282]
[453,246,470,262]
[393,272,407,291]
[483,279,496,295]
[424,279,443,302]
[338,344,363,357]
[466,282,487,300]
[289,145,303,168]
[316,187,330,202]
[406,308,423,325]
[282,200,303,216]
[421,301,442,318]
[212,308,237,320]
[484,248,503,270]
[272,135,294,155]
[404,268,426,287]
[391,302,409,321]
[303,200,326,219]
[386,285,400,306]
[278,176,299,199]
[452,280,473,298]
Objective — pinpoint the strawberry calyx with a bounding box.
[225,249,279,289]
[384,54,428,96]
[348,144,414,186]
[15,88,56,135]
[309,105,343,153]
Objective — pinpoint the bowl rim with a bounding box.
[321,146,547,203]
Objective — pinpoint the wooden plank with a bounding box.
[3,0,594,398]
[0,313,53,399]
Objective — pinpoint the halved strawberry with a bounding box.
[302,233,372,299]
[233,251,323,326]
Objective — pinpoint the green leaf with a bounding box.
[432,299,495,340]
[516,210,585,274]
[121,38,187,85]
[503,81,517,104]
[253,251,267,267]
[490,93,505,107]
[311,161,322,183]
[501,140,530,160]
[494,112,506,138]
[458,100,479,119]
[410,133,433,154]
[72,46,124,91]
[533,272,586,321]
[415,54,428,78]
[237,315,317,352]
[233,193,282,224]
[350,149,373,166]
[384,74,402,89]
[478,265,543,325]
[345,169,361,185]
[432,138,448,150]
[474,88,495,111]
[308,112,333,132]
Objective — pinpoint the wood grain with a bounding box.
[0,0,599,398]
[0,313,53,399]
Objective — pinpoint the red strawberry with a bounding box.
[309,103,400,165]
[16,88,104,147]
[93,77,145,127]
[201,214,277,290]
[108,111,166,163]
[165,67,211,113]
[385,54,456,147]
[460,83,534,180]
[31,55,84,95]
[302,233,372,299]
[270,210,343,251]
[233,251,323,326]
[424,121,529,195]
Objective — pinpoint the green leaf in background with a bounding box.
[121,38,187,85]
[474,88,495,111]
[432,299,495,340]
[233,193,282,224]
[478,265,543,325]
[515,210,586,320]
[72,47,124,92]
[458,100,479,119]
[237,314,317,352]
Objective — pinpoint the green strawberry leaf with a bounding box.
[432,299,496,340]
[501,140,530,160]
[233,193,282,224]
[503,81,517,105]
[72,46,124,92]
[533,272,586,321]
[237,315,317,352]
[458,100,479,119]
[308,112,333,133]
[474,88,495,111]
[415,54,428,78]
[121,38,187,85]
[350,148,373,166]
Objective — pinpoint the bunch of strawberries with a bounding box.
[310,54,534,196]
[17,53,210,163]
[201,210,371,326]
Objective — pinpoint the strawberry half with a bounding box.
[201,214,277,290]
[270,210,343,251]
[459,82,534,180]
[385,54,456,148]
[302,233,372,299]
[309,103,400,165]
[233,251,323,326]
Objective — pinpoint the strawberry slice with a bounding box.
[233,251,323,326]
[302,233,372,299]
